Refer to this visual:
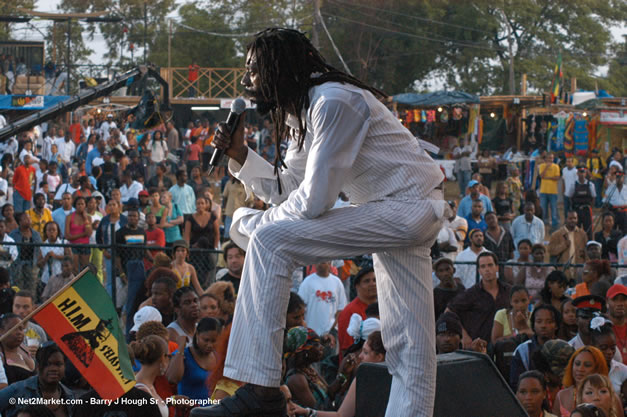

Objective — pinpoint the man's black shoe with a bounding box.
[190,384,286,417]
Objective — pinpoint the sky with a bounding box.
[20,0,627,90]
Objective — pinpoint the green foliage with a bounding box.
[0,0,36,41]
[55,0,176,66]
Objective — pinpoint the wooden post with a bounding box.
[571,77,577,94]
[521,74,527,96]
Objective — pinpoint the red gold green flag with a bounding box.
[34,270,135,400]
[550,53,562,104]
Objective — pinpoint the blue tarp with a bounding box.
[392,91,480,106]
[0,95,70,110]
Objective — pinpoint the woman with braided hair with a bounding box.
[193,28,448,417]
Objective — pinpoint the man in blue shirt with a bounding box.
[465,200,487,245]
[85,140,105,176]
[511,202,545,250]
[458,180,493,218]
[51,192,75,238]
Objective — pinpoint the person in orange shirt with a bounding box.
[574,259,612,298]
[13,154,36,212]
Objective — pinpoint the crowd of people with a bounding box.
[0,100,623,417]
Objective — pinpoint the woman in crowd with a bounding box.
[594,213,621,261]
[167,317,221,401]
[575,260,612,299]
[588,316,627,397]
[199,294,221,319]
[171,240,202,295]
[510,304,560,388]
[525,244,554,299]
[167,286,200,343]
[553,346,608,417]
[576,374,620,417]
[134,320,178,403]
[515,370,559,417]
[158,191,183,246]
[85,196,103,221]
[128,335,169,417]
[0,343,74,417]
[292,331,386,417]
[286,292,306,330]
[38,221,69,289]
[0,313,34,385]
[184,196,218,249]
[187,166,210,198]
[65,196,91,271]
[2,204,17,233]
[504,239,533,285]
[492,285,533,343]
[204,281,236,324]
[558,299,578,341]
[284,326,351,410]
[144,189,164,224]
[538,270,570,311]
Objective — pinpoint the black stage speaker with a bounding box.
[355,350,527,417]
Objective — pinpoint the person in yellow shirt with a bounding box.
[25,193,53,237]
[538,153,560,230]
[586,149,606,207]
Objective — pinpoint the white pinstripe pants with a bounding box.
[223,191,446,417]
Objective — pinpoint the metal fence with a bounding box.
[0,232,223,308]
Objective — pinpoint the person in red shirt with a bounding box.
[188,62,200,97]
[184,136,202,175]
[69,118,83,145]
[337,267,377,358]
[13,154,36,212]
[607,284,627,364]
[144,211,165,271]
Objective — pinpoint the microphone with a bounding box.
[208,98,246,174]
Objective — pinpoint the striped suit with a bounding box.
[224,82,447,417]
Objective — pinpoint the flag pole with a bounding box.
[0,267,92,344]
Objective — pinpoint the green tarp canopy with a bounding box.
[392,91,479,107]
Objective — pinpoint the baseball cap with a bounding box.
[92,191,104,200]
[130,306,162,332]
[467,180,479,188]
[107,113,113,118]
[138,190,149,197]
[586,241,602,248]
[607,284,627,300]
[577,165,586,172]
[173,239,189,251]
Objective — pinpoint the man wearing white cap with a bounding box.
[100,114,117,142]
[129,306,162,338]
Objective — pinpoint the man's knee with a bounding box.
[249,221,297,252]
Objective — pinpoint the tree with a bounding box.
[54,0,176,67]
[0,1,36,41]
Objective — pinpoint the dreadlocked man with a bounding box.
[192,28,448,417]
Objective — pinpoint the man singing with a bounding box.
[192,28,447,417]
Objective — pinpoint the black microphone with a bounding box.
[208,98,246,174]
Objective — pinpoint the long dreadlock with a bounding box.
[248,28,386,194]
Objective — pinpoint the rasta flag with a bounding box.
[550,53,563,104]
[34,270,135,400]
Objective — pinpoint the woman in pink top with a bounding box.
[65,196,92,271]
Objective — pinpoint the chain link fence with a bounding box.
[0,235,222,309]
